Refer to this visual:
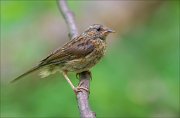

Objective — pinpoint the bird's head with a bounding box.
[84,24,115,40]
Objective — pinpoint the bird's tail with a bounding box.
[10,65,41,83]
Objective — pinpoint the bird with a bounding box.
[11,24,115,93]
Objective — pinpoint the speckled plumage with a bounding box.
[11,24,114,83]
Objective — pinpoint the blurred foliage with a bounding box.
[0,1,179,118]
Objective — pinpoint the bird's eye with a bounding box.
[97,27,101,31]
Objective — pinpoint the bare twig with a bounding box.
[57,0,78,39]
[57,0,96,118]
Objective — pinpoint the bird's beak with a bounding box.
[104,29,115,35]
[107,29,115,33]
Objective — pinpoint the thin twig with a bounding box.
[57,0,78,39]
[57,0,96,118]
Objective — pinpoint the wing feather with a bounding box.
[39,36,94,66]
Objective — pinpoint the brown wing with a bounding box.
[39,36,94,66]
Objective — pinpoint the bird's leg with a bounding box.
[62,71,89,94]
[62,71,75,91]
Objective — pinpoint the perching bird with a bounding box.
[11,24,115,92]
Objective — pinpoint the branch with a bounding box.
[77,71,96,118]
[57,0,96,118]
[57,0,78,39]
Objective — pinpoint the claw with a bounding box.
[76,71,92,80]
[73,86,90,94]
[76,73,80,80]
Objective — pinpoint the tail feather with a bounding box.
[10,66,40,83]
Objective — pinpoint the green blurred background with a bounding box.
[1,1,179,117]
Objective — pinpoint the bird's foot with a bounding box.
[73,86,89,95]
[73,81,90,94]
